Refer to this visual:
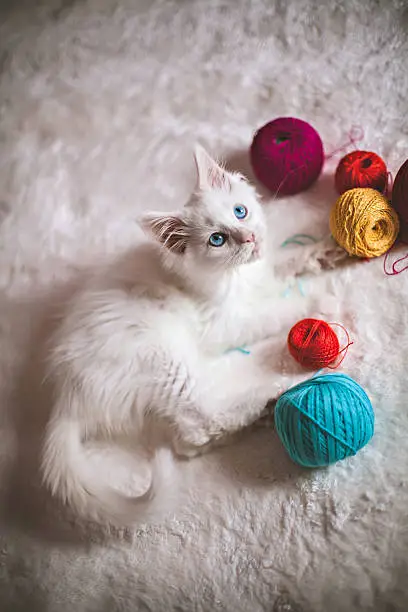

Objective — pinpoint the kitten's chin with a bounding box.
[249,240,264,262]
[249,251,262,264]
[241,249,262,266]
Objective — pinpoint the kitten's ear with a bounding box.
[139,212,189,254]
[194,144,231,191]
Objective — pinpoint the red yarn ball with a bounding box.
[392,158,408,236]
[287,319,340,369]
[335,150,387,195]
[250,117,324,196]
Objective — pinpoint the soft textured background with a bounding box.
[1,1,408,610]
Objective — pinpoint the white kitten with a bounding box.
[41,145,346,525]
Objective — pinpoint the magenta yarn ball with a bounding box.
[250,117,324,196]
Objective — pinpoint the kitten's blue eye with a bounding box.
[209,232,227,247]
[234,205,248,219]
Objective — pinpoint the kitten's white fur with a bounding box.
[41,145,346,525]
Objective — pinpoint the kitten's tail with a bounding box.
[41,415,177,526]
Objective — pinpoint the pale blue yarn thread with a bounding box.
[281,279,307,299]
[280,234,315,298]
[274,373,374,468]
[280,233,318,248]
[225,346,251,355]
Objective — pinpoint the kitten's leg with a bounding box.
[279,235,350,278]
[211,240,349,351]
[157,337,307,457]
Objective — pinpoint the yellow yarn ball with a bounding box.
[329,187,400,258]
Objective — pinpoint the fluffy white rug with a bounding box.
[1,1,408,610]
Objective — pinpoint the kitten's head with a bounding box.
[140,145,267,278]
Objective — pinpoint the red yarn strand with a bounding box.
[272,161,309,199]
[325,125,365,161]
[326,322,354,369]
[383,248,408,276]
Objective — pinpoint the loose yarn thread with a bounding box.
[280,233,318,248]
[281,279,307,298]
[383,240,408,276]
[280,234,319,297]
[330,188,400,258]
[226,346,251,355]
[325,125,364,161]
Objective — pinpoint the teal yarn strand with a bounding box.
[280,233,318,248]
[274,373,374,467]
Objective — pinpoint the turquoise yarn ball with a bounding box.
[275,373,374,467]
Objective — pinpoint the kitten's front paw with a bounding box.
[173,439,208,458]
[304,237,350,274]
[316,241,349,270]
[172,425,215,459]
[254,399,276,429]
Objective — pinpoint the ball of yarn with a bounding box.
[274,373,374,468]
[335,150,387,195]
[250,117,324,196]
[288,319,340,369]
[330,187,400,257]
[392,158,408,231]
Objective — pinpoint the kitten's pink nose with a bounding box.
[242,232,256,243]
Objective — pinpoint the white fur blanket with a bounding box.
[1,1,408,610]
